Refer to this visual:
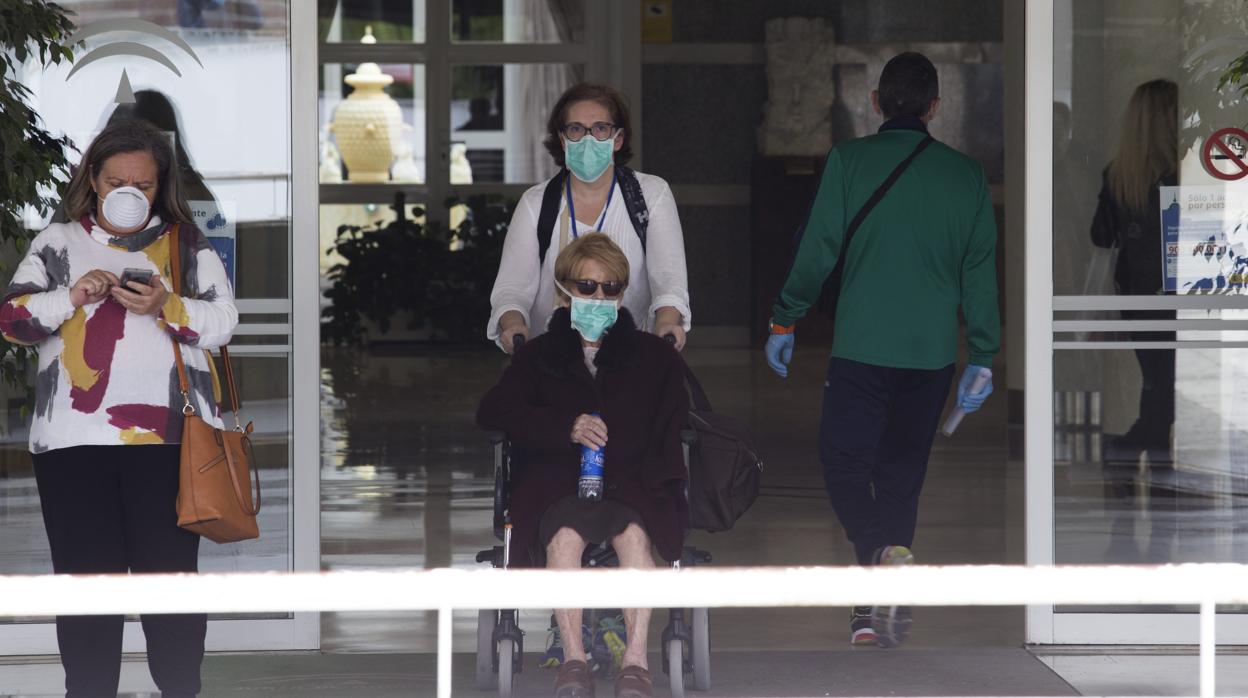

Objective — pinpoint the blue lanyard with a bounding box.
[565,170,616,239]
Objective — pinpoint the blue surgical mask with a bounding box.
[557,281,620,341]
[564,134,616,183]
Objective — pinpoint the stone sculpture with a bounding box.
[757,17,838,156]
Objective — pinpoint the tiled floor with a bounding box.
[316,340,1025,657]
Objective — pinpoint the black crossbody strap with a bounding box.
[831,135,934,286]
[615,166,649,250]
[536,170,567,265]
[537,167,650,264]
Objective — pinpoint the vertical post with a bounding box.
[502,0,523,184]
[425,0,451,231]
[582,0,609,84]
[438,604,453,698]
[603,0,642,170]
[1200,599,1215,698]
[289,0,323,651]
[1023,0,1057,644]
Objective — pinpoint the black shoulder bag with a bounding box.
[679,357,763,533]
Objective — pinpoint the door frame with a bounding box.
[289,0,322,652]
[0,0,320,655]
[1022,0,1248,645]
[1023,0,1057,646]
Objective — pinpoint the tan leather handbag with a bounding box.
[168,224,260,544]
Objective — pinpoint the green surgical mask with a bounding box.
[564,134,615,183]
[557,281,620,341]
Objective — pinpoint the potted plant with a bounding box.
[0,1,76,408]
[321,193,513,345]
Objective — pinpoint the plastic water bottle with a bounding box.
[578,414,604,501]
[942,368,992,436]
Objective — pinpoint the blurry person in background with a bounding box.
[110,90,216,206]
[179,0,263,30]
[459,95,503,130]
[1091,79,1179,491]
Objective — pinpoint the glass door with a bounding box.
[1028,0,1248,644]
[0,1,320,652]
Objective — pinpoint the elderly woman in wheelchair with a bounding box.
[478,232,689,698]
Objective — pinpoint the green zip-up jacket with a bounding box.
[771,120,1000,369]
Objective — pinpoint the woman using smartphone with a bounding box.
[0,118,237,697]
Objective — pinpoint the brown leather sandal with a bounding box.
[614,665,653,698]
[554,659,596,698]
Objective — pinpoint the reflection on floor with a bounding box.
[0,648,1080,697]
[311,342,1246,696]
[1037,652,1248,697]
[318,342,1025,655]
[309,340,1061,698]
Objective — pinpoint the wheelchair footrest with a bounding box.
[475,546,505,567]
[682,547,712,566]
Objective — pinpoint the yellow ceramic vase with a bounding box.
[331,61,402,183]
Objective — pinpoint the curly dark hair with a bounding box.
[542,83,634,169]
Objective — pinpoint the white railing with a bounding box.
[2,564,1247,698]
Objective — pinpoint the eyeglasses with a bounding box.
[561,122,619,142]
[564,278,625,297]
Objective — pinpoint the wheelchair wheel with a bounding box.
[475,610,497,690]
[667,637,686,697]
[692,607,711,690]
[497,636,516,698]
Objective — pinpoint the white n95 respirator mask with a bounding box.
[99,186,151,230]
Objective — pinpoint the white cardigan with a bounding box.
[486,170,691,346]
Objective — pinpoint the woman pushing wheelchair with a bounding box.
[477,232,689,698]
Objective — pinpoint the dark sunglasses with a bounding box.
[565,278,625,297]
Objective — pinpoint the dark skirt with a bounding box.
[537,494,644,553]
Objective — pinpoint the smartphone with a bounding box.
[119,268,154,291]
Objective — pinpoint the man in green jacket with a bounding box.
[764,52,1000,649]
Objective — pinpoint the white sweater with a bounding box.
[0,217,238,453]
[486,170,691,346]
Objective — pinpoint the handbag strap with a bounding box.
[222,431,262,515]
[168,224,243,424]
[675,353,714,413]
[830,135,935,291]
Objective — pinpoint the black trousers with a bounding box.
[819,357,955,565]
[32,445,205,698]
[1123,309,1176,455]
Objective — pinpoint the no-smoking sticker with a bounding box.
[1202,127,1248,181]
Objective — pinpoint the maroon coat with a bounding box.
[477,308,689,567]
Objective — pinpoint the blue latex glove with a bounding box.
[956,365,994,413]
[765,333,795,378]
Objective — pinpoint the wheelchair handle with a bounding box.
[512,333,526,350]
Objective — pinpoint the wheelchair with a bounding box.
[475,430,713,698]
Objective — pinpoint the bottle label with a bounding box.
[580,445,604,479]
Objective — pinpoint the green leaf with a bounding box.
[0,0,74,394]
[1218,51,1248,98]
